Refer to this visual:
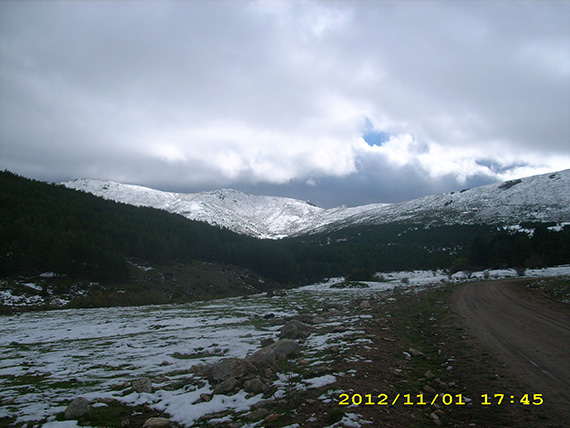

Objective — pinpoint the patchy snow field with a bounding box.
[1,266,569,426]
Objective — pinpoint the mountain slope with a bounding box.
[63,169,570,238]
[310,170,570,234]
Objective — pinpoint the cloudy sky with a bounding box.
[1,1,569,207]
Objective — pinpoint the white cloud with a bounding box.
[1,0,569,206]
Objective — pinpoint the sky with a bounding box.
[1,1,569,208]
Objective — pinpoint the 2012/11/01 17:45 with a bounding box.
[337,393,544,406]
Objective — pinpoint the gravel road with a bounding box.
[453,279,570,421]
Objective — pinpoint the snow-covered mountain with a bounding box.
[63,169,570,239]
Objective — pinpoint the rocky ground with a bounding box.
[3,276,568,428]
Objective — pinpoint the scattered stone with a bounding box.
[64,397,89,420]
[265,413,280,423]
[243,376,270,394]
[200,393,212,402]
[424,370,435,379]
[208,358,254,383]
[312,316,326,324]
[408,348,425,357]
[132,377,153,393]
[246,339,300,368]
[251,399,278,410]
[213,377,240,395]
[279,320,312,340]
[245,408,269,421]
[423,385,436,394]
[142,417,170,428]
[359,300,371,309]
[429,412,442,426]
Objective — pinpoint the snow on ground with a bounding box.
[0,286,379,426]
[1,266,569,426]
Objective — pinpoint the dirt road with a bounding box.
[453,279,570,420]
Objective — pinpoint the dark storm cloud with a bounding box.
[1,1,569,207]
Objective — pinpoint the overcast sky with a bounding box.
[1,1,569,207]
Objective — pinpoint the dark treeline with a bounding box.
[463,224,570,272]
[2,170,569,289]
[1,170,273,282]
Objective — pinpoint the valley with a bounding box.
[1,269,568,427]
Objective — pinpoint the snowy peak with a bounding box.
[63,169,570,239]
[64,179,326,239]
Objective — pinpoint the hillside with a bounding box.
[64,169,570,239]
[2,170,570,310]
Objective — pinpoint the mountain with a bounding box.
[63,169,570,239]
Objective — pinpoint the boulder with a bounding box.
[208,358,255,383]
[243,376,270,394]
[142,417,170,428]
[132,377,153,393]
[246,339,300,368]
[213,377,240,395]
[64,397,89,420]
[279,320,311,340]
[260,337,275,347]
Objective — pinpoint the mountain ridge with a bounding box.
[63,169,570,239]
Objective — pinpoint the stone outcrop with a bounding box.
[246,339,300,368]
[63,397,89,420]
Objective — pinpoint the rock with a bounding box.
[279,320,311,340]
[260,337,275,347]
[408,348,425,358]
[312,316,326,324]
[251,399,278,410]
[132,377,153,393]
[245,408,269,421]
[246,339,300,368]
[142,417,170,428]
[423,385,436,394]
[424,370,435,379]
[64,397,89,420]
[213,376,240,395]
[271,338,300,356]
[200,393,212,402]
[429,412,442,426]
[208,358,255,383]
[189,363,207,375]
[243,376,270,394]
[359,300,371,309]
[265,413,280,423]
